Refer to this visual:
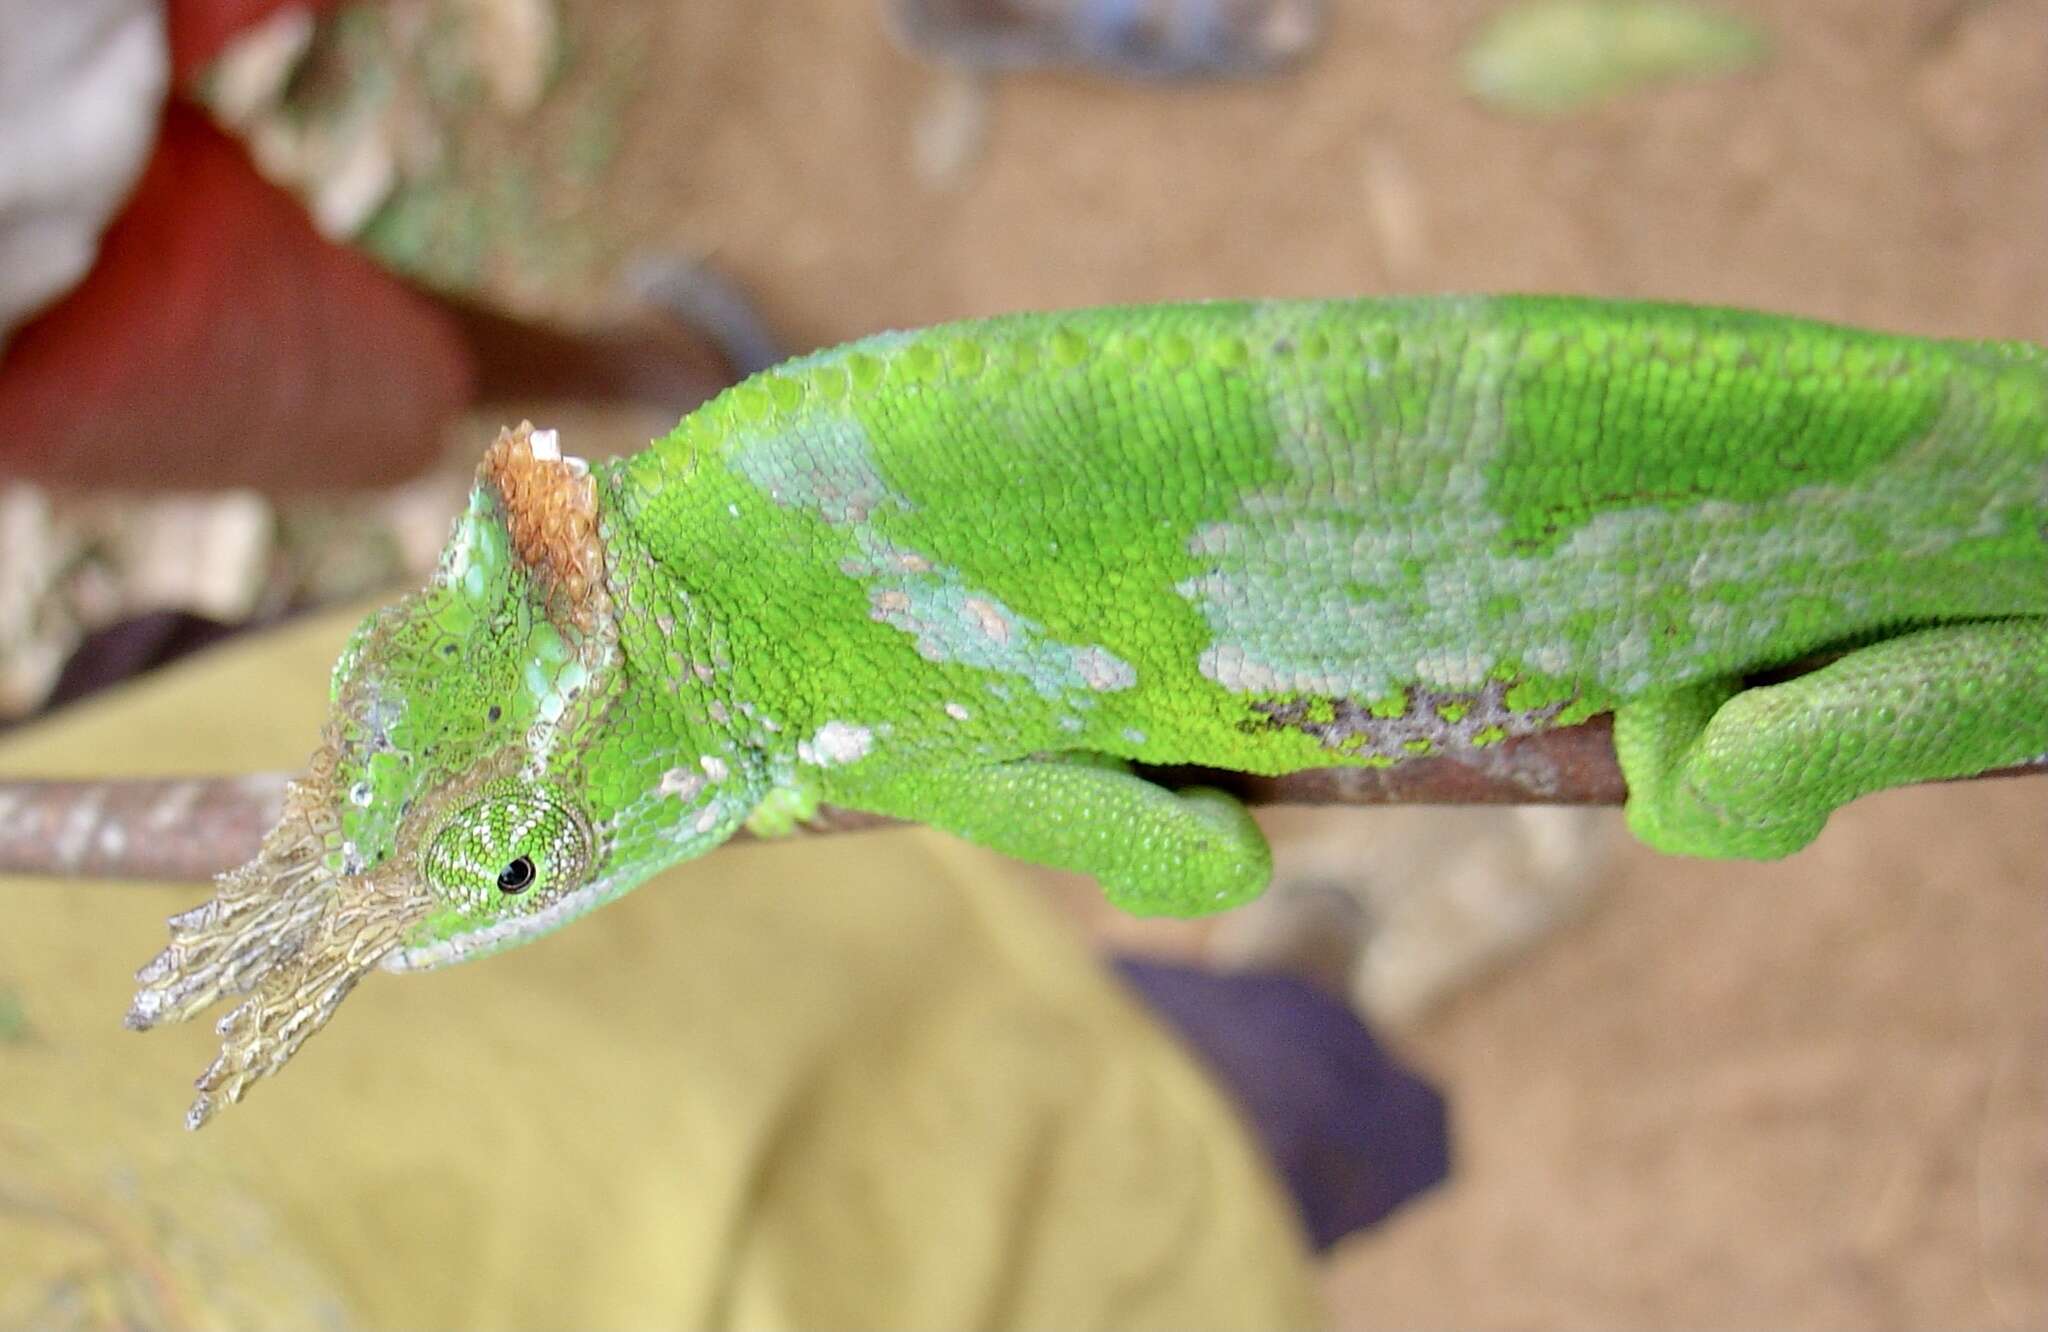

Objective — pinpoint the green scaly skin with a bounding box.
[131,296,2048,1122]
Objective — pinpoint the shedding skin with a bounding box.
[131,297,2048,1125]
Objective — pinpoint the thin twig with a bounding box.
[1,719,2040,882]
[0,775,288,882]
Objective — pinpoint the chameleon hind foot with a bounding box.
[1615,619,2048,860]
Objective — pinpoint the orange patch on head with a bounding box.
[479,422,609,630]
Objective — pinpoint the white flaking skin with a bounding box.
[797,721,875,767]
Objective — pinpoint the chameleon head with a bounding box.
[128,423,752,1127]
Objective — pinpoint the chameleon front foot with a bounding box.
[838,755,1274,917]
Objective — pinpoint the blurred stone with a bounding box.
[1215,805,1622,1025]
[0,488,69,716]
[1214,879,1367,999]
[461,0,560,114]
[109,492,272,621]
[0,471,476,721]
[202,5,316,127]
[1360,141,1428,286]
[912,68,993,189]
[302,110,399,236]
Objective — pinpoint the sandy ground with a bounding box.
[1330,779,2045,1328]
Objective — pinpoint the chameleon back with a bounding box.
[624,296,2048,773]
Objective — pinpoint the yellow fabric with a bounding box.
[0,606,1320,1329]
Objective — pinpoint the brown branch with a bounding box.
[1,720,2041,882]
[0,774,289,882]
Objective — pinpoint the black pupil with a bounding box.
[496,856,536,893]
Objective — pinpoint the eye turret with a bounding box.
[421,784,590,913]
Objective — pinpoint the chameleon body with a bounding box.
[130,296,2048,1124]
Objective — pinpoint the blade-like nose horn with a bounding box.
[126,742,431,1128]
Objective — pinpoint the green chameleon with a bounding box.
[131,296,2048,1126]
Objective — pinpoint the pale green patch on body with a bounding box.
[730,402,904,527]
[705,343,1151,716]
[1179,305,2048,703]
[864,562,1139,698]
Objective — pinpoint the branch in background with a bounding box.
[2,719,2041,883]
[0,774,290,882]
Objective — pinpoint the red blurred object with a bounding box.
[0,0,472,492]
[0,0,741,495]
[0,103,475,491]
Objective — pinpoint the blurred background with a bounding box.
[2,0,2045,1326]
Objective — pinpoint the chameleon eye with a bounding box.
[422,784,590,913]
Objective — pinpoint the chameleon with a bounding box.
[128,295,2048,1127]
